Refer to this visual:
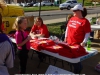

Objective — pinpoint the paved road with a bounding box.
[25,7,100,20]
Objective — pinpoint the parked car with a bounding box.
[40,1,54,6]
[33,1,54,6]
[27,1,35,7]
[59,0,82,10]
[33,2,39,6]
[20,2,29,7]
[12,3,22,6]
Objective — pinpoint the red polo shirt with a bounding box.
[31,24,49,38]
[66,16,91,45]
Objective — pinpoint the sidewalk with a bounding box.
[44,13,100,24]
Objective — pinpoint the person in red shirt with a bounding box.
[65,4,91,74]
[30,17,49,38]
[65,4,91,46]
[30,17,49,61]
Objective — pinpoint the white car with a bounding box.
[20,3,29,7]
[33,1,54,6]
[59,0,82,10]
[33,2,39,6]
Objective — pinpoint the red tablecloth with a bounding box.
[8,33,88,58]
[30,38,88,58]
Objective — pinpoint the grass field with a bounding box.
[23,6,59,12]
[47,22,64,38]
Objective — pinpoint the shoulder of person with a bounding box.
[69,16,74,20]
[33,24,37,27]
[43,24,46,26]
[15,30,22,35]
[42,24,47,27]
[32,24,37,28]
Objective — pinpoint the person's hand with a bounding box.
[64,38,67,42]
[27,35,32,40]
[33,35,38,39]
[81,42,86,47]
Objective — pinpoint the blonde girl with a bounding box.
[13,16,31,74]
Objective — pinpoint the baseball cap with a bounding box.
[71,4,83,11]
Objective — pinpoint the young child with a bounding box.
[30,17,49,61]
[13,16,31,74]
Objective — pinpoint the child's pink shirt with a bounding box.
[15,30,30,50]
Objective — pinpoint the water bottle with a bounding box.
[87,38,91,51]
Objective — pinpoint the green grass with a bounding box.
[91,17,96,25]
[23,6,59,12]
[77,0,100,6]
[47,22,65,37]
[61,0,66,3]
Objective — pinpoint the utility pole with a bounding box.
[39,0,41,17]
[82,0,85,6]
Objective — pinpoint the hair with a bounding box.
[67,14,73,21]
[81,8,87,18]
[12,16,26,30]
[34,17,43,25]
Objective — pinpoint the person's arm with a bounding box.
[35,34,44,37]
[39,25,49,38]
[64,27,68,42]
[81,33,90,46]
[81,19,91,46]
[5,42,14,68]
[29,25,37,37]
[30,31,44,38]
[17,37,30,47]
[30,31,36,37]
[30,25,48,38]
[16,32,31,47]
